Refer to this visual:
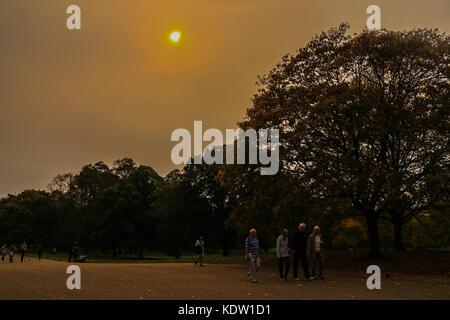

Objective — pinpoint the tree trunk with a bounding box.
[222,236,230,256]
[222,247,229,257]
[365,214,382,257]
[393,218,405,251]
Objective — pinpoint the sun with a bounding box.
[169,31,181,43]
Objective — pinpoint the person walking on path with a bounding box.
[276,229,290,281]
[1,244,7,263]
[9,244,16,263]
[194,236,205,266]
[20,241,27,263]
[307,226,325,280]
[292,223,313,280]
[245,228,260,283]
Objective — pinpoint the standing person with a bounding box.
[9,244,16,263]
[1,244,7,263]
[276,229,290,281]
[245,228,260,283]
[20,241,27,263]
[37,245,44,261]
[68,246,73,262]
[51,247,56,257]
[307,226,325,280]
[194,236,205,266]
[292,223,313,281]
[73,243,79,262]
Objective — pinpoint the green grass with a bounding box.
[33,247,356,265]
[36,250,249,264]
[33,247,411,265]
[28,248,450,277]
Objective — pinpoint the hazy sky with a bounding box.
[1,0,449,196]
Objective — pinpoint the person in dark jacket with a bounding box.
[20,241,27,263]
[68,247,73,262]
[37,245,44,261]
[9,244,16,263]
[291,223,313,280]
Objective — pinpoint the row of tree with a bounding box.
[0,25,448,257]
[0,158,238,258]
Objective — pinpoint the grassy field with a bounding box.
[37,250,248,264]
[28,248,450,278]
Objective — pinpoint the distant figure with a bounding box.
[20,241,27,263]
[1,244,7,263]
[51,247,56,256]
[307,226,325,280]
[292,223,313,280]
[9,245,16,263]
[194,236,205,266]
[245,228,260,283]
[73,242,79,262]
[68,247,73,262]
[37,245,44,261]
[276,229,290,281]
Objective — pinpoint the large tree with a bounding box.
[240,24,449,256]
[0,190,58,246]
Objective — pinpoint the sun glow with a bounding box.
[169,31,181,43]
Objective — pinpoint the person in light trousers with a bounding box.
[245,228,260,283]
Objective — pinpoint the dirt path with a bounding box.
[0,257,448,300]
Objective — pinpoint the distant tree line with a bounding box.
[0,25,448,258]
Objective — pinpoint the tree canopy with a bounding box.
[238,24,449,256]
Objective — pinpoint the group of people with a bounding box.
[67,247,78,262]
[245,224,324,283]
[1,242,28,263]
[193,224,324,283]
[1,242,57,263]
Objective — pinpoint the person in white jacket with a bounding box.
[276,229,290,280]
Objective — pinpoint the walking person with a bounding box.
[292,223,313,280]
[20,241,27,263]
[194,236,205,266]
[307,226,325,280]
[277,229,290,280]
[245,228,260,283]
[1,244,7,263]
[9,244,16,263]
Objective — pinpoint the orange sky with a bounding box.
[1,0,449,196]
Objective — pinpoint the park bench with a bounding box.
[74,255,87,263]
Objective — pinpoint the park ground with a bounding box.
[0,250,449,300]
